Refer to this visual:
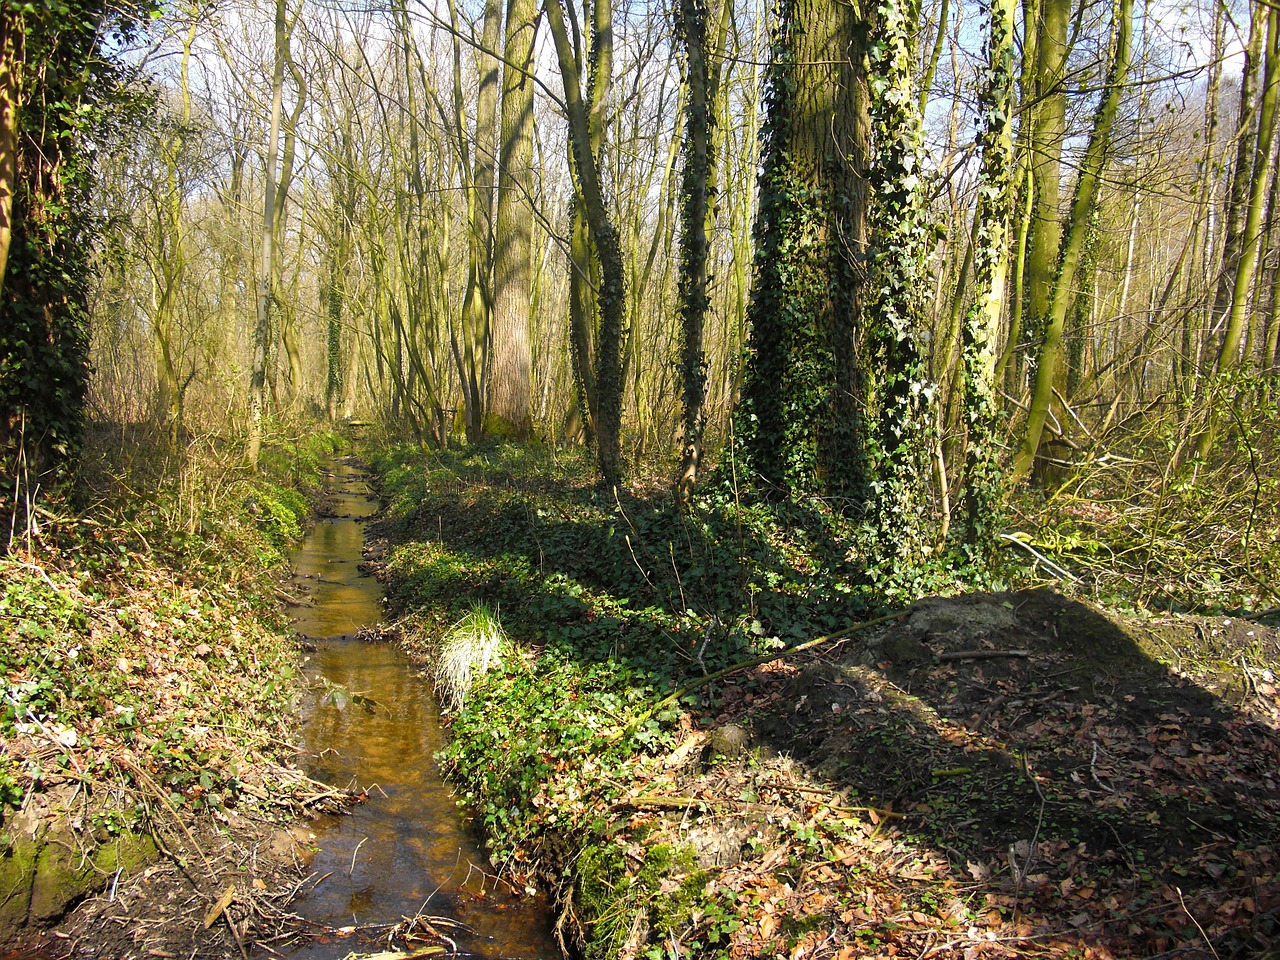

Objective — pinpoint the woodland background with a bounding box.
[0,0,1276,608]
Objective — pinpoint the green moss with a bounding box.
[574,841,702,960]
[25,829,157,923]
[0,833,37,934]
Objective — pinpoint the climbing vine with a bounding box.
[735,0,869,503]
[0,3,148,508]
[956,0,1017,565]
[675,0,714,504]
[863,0,937,589]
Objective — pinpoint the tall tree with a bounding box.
[546,0,627,486]
[735,0,871,501]
[486,0,539,438]
[0,3,20,297]
[1013,0,1135,481]
[1,2,141,497]
[957,0,1018,558]
[1192,1,1280,459]
[675,0,731,503]
[448,0,502,443]
[246,0,292,467]
[864,0,937,578]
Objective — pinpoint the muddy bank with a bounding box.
[0,436,343,958]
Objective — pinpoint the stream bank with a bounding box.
[371,441,1280,960]
[1,430,344,957]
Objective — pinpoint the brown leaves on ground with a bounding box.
[606,590,1279,959]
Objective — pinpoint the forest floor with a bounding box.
[5,432,1277,960]
[0,429,370,960]
[370,441,1280,960]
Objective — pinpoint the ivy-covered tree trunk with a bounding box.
[864,0,937,584]
[1,3,121,502]
[547,0,626,487]
[957,0,1017,560]
[674,0,730,505]
[736,0,871,502]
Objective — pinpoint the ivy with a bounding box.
[862,0,937,593]
[955,0,1017,569]
[0,2,153,510]
[734,0,870,505]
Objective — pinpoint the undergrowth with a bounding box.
[1014,383,1279,614]
[371,441,892,955]
[372,436,1280,960]
[1,425,340,847]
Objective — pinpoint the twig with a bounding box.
[350,836,367,878]
[1089,739,1115,794]
[998,533,1080,582]
[1176,886,1221,960]
[1238,655,1259,703]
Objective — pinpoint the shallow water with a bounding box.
[283,459,558,960]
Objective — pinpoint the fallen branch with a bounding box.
[998,533,1079,582]
[938,649,1030,662]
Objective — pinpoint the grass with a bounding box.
[433,601,510,711]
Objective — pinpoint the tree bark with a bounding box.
[486,0,538,439]
[1012,0,1134,482]
[0,6,21,300]
[546,0,627,486]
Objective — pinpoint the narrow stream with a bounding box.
[283,458,558,960]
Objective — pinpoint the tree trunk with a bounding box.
[486,0,538,438]
[247,0,288,468]
[546,0,627,486]
[735,0,871,501]
[0,7,21,300]
[958,0,1017,558]
[675,0,730,504]
[1012,0,1134,482]
[1193,3,1280,460]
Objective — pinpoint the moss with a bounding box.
[28,830,157,922]
[574,840,702,960]
[0,833,37,935]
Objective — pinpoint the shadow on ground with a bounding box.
[372,444,1280,959]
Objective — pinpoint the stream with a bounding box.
[282,458,558,960]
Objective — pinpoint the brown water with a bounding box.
[284,459,558,960]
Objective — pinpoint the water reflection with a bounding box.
[284,461,557,960]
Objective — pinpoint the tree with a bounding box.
[1013,0,1135,481]
[735,0,872,501]
[675,0,730,503]
[863,0,937,579]
[246,0,296,467]
[1,2,143,500]
[546,0,627,486]
[486,0,539,439]
[957,0,1018,558]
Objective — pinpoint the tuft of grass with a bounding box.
[433,602,510,711]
